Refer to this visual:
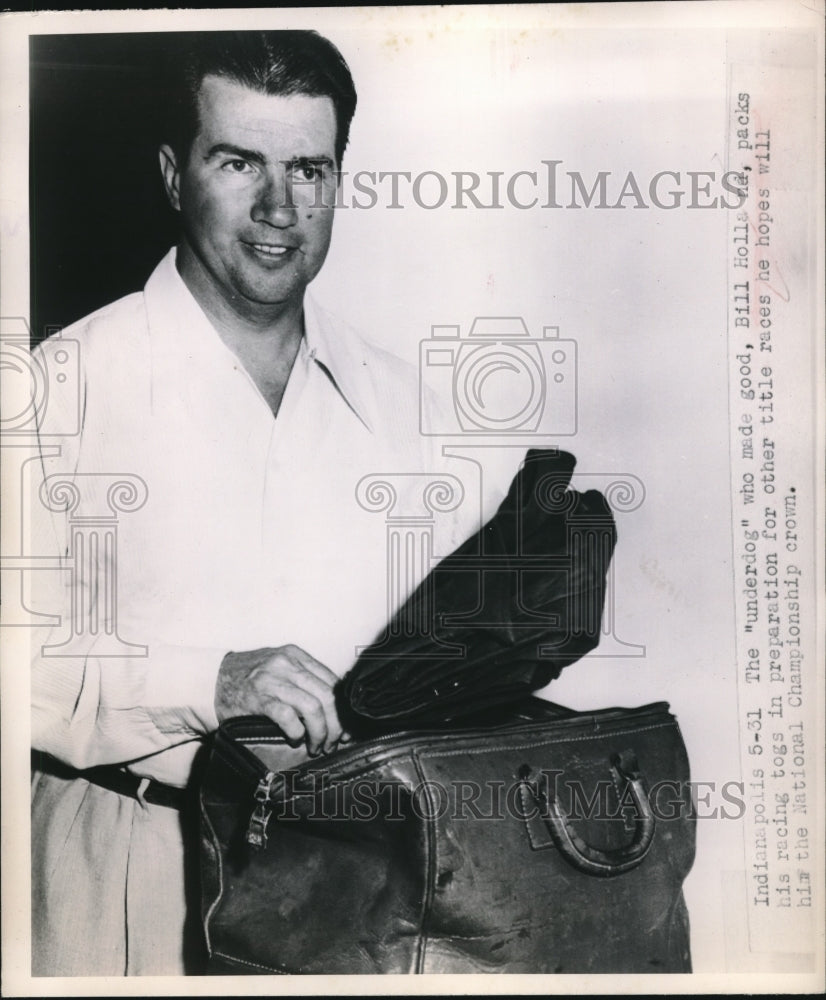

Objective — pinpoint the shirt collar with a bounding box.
[144,249,374,433]
[302,295,375,433]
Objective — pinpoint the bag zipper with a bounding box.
[227,701,673,792]
[246,770,277,849]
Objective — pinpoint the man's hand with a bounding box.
[215,645,343,755]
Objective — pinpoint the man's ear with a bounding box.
[159,144,181,211]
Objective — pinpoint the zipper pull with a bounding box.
[246,770,276,850]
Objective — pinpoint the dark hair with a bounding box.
[164,30,357,166]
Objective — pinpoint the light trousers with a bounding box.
[31,770,205,976]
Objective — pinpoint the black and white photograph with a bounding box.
[1,2,823,994]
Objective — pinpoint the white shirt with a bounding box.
[30,250,496,786]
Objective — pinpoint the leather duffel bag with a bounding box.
[199,697,695,974]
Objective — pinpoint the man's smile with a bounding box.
[245,241,299,261]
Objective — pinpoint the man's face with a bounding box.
[161,75,339,319]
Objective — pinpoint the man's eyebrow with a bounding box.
[202,147,335,170]
[204,143,267,165]
[286,155,335,167]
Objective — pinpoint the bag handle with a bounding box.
[519,749,655,878]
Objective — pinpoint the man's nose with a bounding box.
[252,172,298,228]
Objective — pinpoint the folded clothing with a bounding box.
[336,449,617,734]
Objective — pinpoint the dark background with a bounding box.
[29,33,185,346]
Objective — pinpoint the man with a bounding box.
[30,31,488,976]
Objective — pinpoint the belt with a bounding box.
[33,752,188,810]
